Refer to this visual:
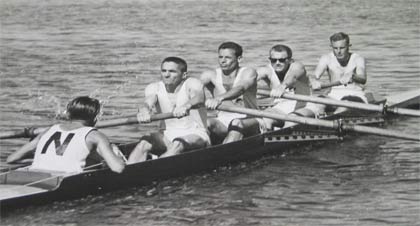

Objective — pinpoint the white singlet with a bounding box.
[147,79,210,145]
[266,64,311,114]
[306,52,368,116]
[213,67,258,127]
[325,52,367,102]
[30,124,94,173]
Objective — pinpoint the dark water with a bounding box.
[1,0,419,225]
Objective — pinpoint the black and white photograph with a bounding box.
[1,0,419,225]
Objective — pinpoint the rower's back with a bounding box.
[29,96,125,173]
[30,124,94,173]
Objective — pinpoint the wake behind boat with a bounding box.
[1,89,419,212]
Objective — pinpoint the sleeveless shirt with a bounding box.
[267,63,311,109]
[213,67,258,109]
[148,79,207,131]
[30,124,94,173]
[326,52,365,90]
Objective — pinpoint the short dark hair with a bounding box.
[218,42,243,57]
[270,44,293,58]
[161,56,188,73]
[330,32,350,45]
[67,96,100,122]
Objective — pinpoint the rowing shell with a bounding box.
[1,89,419,212]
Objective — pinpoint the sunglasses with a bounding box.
[269,57,288,63]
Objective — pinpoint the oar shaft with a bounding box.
[217,104,420,142]
[96,112,174,128]
[386,107,420,117]
[341,124,420,141]
[282,92,383,112]
[0,113,175,139]
[320,80,341,89]
[257,90,420,117]
[0,127,47,139]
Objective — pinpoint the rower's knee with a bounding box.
[128,140,152,163]
[161,138,186,158]
[228,118,245,132]
[293,108,316,118]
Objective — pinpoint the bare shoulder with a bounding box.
[290,61,306,73]
[146,81,160,90]
[200,69,217,83]
[85,129,109,145]
[352,53,366,62]
[145,81,160,95]
[185,77,204,87]
[242,66,258,78]
[320,53,331,62]
[256,65,271,75]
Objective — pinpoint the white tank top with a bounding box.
[152,79,207,131]
[214,67,258,109]
[326,52,364,90]
[30,124,94,173]
[267,64,311,109]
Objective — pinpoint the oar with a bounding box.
[257,90,420,117]
[0,160,33,174]
[96,112,174,128]
[319,80,342,89]
[217,104,420,142]
[0,112,175,139]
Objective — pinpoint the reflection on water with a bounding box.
[1,0,419,225]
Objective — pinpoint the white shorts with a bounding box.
[216,111,247,128]
[272,99,298,115]
[328,85,368,103]
[164,128,211,146]
[306,85,368,116]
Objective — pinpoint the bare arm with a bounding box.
[173,78,205,117]
[313,55,328,80]
[216,67,257,101]
[200,70,214,88]
[6,130,46,163]
[186,78,205,108]
[137,83,158,122]
[256,66,271,89]
[353,56,367,84]
[282,62,306,89]
[86,130,125,173]
[310,55,329,90]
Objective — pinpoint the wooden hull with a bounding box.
[1,127,336,211]
[1,90,419,212]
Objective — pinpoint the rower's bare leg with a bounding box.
[160,134,208,158]
[160,140,184,158]
[207,118,228,144]
[223,118,260,144]
[263,107,285,130]
[293,108,316,118]
[208,118,228,136]
[127,140,153,164]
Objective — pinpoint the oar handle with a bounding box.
[0,113,176,139]
[96,112,175,128]
[0,127,47,140]
[320,80,342,89]
[216,104,420,142]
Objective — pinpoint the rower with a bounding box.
[200,42,259,144]
[307,32,368,116]
[258,44,312,128]
[127,57,210,163]
[219,44,312,139]
[7,96,125,173]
